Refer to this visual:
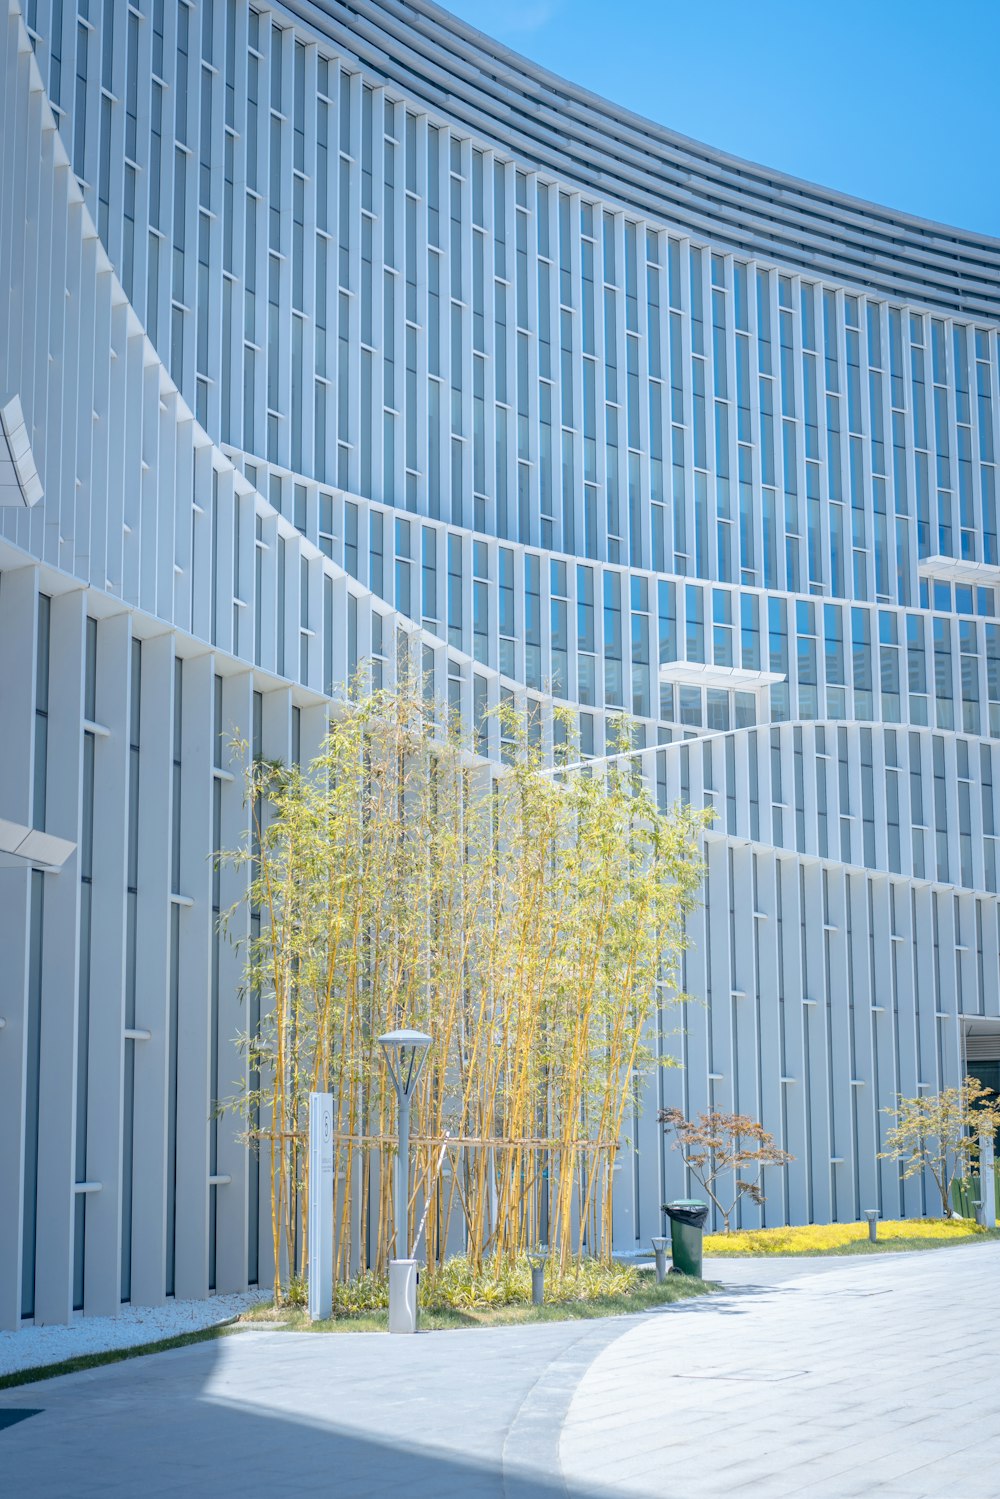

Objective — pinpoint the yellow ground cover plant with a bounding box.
[704,1218,988,1255]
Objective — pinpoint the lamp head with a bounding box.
[377,1028,432,1098]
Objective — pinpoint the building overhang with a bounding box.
[918,555,1000,589]
[658,661,786,691]
[0,818,75,871]
[0,395,43,508]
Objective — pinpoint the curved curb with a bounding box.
[500,1315,664,1498]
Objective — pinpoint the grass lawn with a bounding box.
[704,1219,1000,1257]
[236,1268,714,1335]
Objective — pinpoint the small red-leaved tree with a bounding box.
[659,1107,793,1233]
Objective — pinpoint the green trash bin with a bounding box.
[664,1199,709,1277]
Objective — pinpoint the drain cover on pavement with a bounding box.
[673,1369,807,1382]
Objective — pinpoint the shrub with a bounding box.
[334,1269,390,1314]
[284,1274,308,1308]
[328,1254,640,1316]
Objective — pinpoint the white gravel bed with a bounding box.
[0,1290,267,1377]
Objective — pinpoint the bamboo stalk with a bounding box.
[221,681,708,1293]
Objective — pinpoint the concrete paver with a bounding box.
[1,1243,997,1497]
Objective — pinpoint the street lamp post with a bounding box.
[378,1028,432,1334]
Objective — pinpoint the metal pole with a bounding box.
[531,1265,545,1305]
[397,1088,410,1259]
[864,1209,878,1242]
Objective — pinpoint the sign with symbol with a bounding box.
[321,1103,333,1172]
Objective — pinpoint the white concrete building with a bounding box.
[2,0,1000,1325]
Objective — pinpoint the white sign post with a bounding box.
[980,1133,997,1229]
[308,1091,334,1321]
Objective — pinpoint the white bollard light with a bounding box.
[388,1258,419,1334]
[527,1246,549,1305]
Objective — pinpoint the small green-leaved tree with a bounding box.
[879,1077,1000,1218]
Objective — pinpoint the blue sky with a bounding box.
[444,0,1000,237]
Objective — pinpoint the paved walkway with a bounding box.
[562,1245,1000,1498]
[1,1244,997,1497]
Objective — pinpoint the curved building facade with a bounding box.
[2,0,1000,1324]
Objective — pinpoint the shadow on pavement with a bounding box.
[649,1280,785,1313]
[0,1320,651,1499]
[0,1282,801,1498]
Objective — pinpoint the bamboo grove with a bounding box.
[222,678,708,1302]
